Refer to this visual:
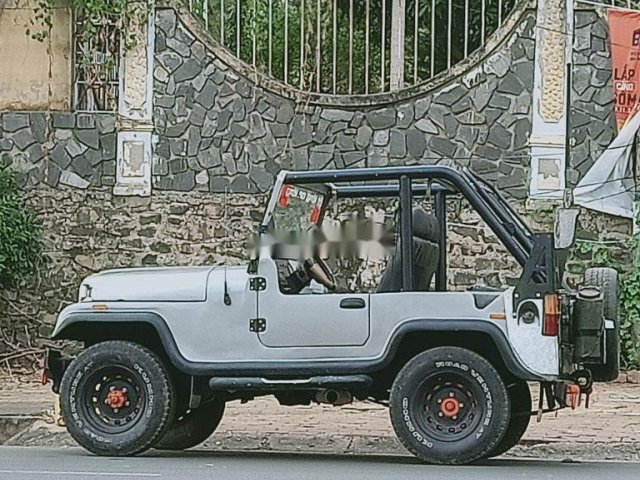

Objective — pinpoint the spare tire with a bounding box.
[583,267,620,382]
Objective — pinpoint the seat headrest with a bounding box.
[412,209,439,243]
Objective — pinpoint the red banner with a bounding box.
[608,9,640,130]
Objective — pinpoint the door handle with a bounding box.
[340,298,366,309]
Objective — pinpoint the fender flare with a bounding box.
[54,312,547,381]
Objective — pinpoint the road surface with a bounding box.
[0,447,637,480]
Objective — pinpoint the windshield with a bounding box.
[272,184,327,232]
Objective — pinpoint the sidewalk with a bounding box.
[1,380,639,460]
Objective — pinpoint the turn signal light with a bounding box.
[543,294,560,336]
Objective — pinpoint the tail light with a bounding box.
[543,294,560,336]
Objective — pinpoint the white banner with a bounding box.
[573,109,638,218]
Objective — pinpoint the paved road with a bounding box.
[0,447,638,480]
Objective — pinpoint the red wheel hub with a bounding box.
[105,388,128,410]
[440,397,461,417]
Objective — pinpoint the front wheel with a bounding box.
[389,346,510,465]
[60,340,175,456]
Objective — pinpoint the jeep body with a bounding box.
[45,165,618,464]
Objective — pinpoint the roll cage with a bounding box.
[261,165,548,296]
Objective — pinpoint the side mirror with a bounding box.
[554,208,579,249]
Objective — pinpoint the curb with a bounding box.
[3,420,640,462]
[0,416,42,444]
[614,370,640,384]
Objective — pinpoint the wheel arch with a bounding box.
[53,312,182,372]
[375,320,545,389]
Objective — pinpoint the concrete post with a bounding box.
[389,0,406,91]
[114,0,155,197]
[528,0,573,199]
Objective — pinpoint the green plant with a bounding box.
[29,1,146,73]
[28,0,150,110]
[0,162,44,287]
[574,241,620,269]
[619,221,640,369]
[29,0,138,45]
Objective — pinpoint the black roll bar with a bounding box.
[399,176,414,291]
[284,166,531,266]
[335,183,452,198]
[434,191,448,291]
[464,168,534,251]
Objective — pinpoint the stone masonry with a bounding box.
[0,3,634,359]
[569,8,618,187]
[0,112,116,189]
[1,186,263,352]
[152,5,536,198]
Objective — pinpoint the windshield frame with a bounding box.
[261,171,333,233]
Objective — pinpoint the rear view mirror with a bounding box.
[554,208,579,249]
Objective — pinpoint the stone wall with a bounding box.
[1,184,530,352]
[152,6,536,198]
[569,8,618,187]
[0,186,262,354]
[0,3,635,363]
[0,112,117,189]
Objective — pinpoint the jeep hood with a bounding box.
[80,266,216,302]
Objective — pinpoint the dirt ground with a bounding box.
[1,377,639,460]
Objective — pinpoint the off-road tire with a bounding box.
[154,400,225,450]
[60,340,175,456]
[487,381,531,458]
[584,268,620,382]
[389,346,510,465]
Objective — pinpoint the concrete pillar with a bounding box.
[114,0,155,197]
[529,0,573,199]
[389,0,406,91]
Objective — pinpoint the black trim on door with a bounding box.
[54,311,547,381]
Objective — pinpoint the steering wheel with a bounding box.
[303,257,336,291]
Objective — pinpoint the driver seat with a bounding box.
[377,209,440,293]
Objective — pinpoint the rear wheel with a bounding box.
[60,340,175,456]
[389,346,510,465]
[584,268,620,382]
[154,400,225,450]
[487,381,531,457]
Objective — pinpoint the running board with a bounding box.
[208,374,372,391]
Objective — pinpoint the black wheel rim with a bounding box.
[80,366,146,434]
[410,370,484,442]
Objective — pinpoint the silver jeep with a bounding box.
[44,165,619,464]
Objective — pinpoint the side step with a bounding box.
[208,374,372,392]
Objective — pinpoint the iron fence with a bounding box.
[72,12,120,111]
[188,0,518,95]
